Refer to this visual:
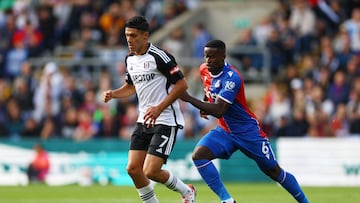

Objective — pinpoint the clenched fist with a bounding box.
[103,90,113,103]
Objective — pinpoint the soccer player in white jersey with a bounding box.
[102,16,196,203]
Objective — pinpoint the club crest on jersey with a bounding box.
[169,66,180,75]
[144,62,150,69]
[214,80,221,88]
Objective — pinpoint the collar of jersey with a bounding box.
[210,62,229,78]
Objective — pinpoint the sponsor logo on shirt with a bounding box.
[131,73,155,84]
[225,81,235,91]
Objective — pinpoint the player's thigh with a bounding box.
[148,124,178,162]
[127,150,147,171]
[196,126,237,159]
[234,134,277,171]
[143,153,165,174]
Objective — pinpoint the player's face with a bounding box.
[125,27,149,55]
[204,47,225,75]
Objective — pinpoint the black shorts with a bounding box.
[130,123,178,162]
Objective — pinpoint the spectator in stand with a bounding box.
[4,98,25,140]
[39,116,57,139]
[162,26,187,59]
[61,72,84,109]
[96,105,118,138]
[118,103,138,140]
[305,84,334,137]
[275,16,297,65]
[341,7,360,53]
[319,35,340,73]
[275,106,309,138]
[330,103,349,137]
[0,11,17,77]
[71,11,102,46]
[266,29,285,75]
[266,83,292,136]
[312,0,345,38]
[332,25,353,69]
[344,55,360,85]
[326,69,351,107]
[98,1,126,46]
[316,66,331,90]
[233,28,262,74]
[21,117,40,138]
[347,76,360,135]
[253,16,273,46]
[32,62,64,123]
[73,108,98,141]
[191,22,212,59]
[289,0,316,56]
[18,61,37,94]
[4,32,28,81]
[0,11,16,51]
[12,20,43,57]
[59,0,94,46]
[36,4,57,53]
[80,89,98,116]
[26,143,50,183]
[61,107,78,139]
[11,77,34,118]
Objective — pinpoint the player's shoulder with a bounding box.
[199,63,209,75]
[148,43,174,61]
[223,64,243,82]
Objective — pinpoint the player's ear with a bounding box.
[143,31,149,38]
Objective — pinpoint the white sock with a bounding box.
[164,171,191,196]
[137,183,159,203]
[222,198,235,203]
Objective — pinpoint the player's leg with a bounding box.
[265,164,309,203]
[145,124,196,203]
[127,124,159,203]
[192,127,236,203]
[236,135,309,203]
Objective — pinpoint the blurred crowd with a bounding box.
[0,0,205,141]
[0,0,359,142]
[235,0,360,138]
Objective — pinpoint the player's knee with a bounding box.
[192,146,214,160]
[264,165,281,180]
[143,167,159,180]
[126,165,142,177]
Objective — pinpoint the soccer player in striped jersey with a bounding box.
[102,16,196,203]
[181,39,309,203]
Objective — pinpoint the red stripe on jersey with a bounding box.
[228,65,267,138]
[170,66,180,75]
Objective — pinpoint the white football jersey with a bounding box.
[125,43,185,127]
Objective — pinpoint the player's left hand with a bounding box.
[144,106,161,128]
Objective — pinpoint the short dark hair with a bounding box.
[125,16,149,32]
[205,40,226,50]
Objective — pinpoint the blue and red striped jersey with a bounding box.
[200,62,267,138]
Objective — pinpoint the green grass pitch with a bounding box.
[0,182,359,203]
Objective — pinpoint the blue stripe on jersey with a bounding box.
[149,44,171,63]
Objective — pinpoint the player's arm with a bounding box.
[157,78,187,111]
[103,83,136,103]
[143,78,187,126]
[181,91,230,118]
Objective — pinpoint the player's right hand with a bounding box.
[103,90,112,103]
